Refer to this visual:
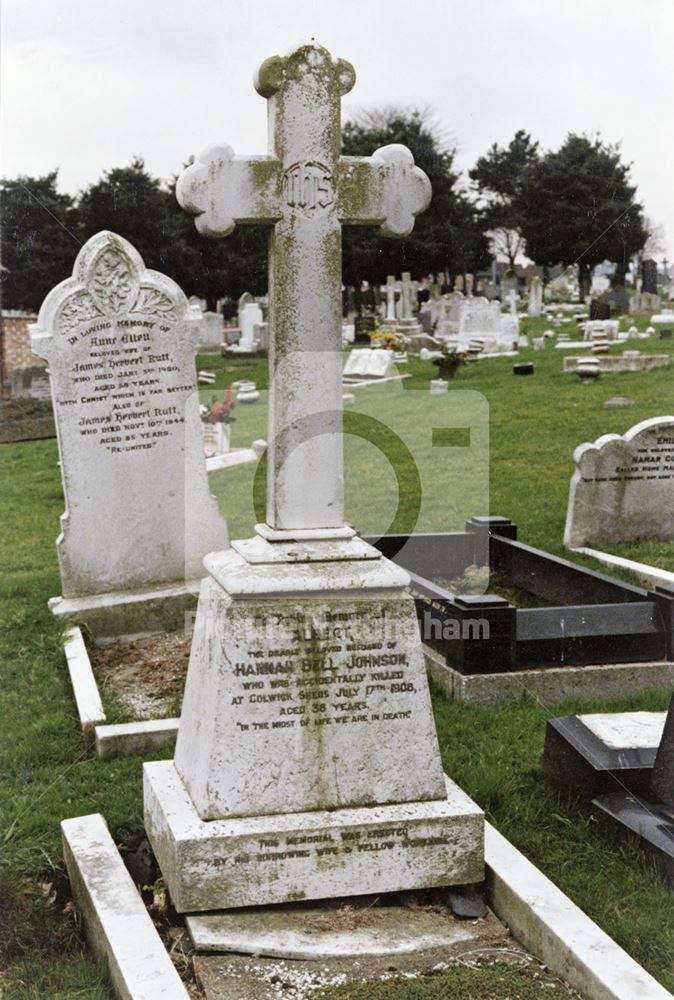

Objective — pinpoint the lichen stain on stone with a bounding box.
[296,605,332,809]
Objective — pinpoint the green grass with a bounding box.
[1,313,674,996]
[315,961,581,999]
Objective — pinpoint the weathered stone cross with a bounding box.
[178,41,430,537]
[385,275,397,322]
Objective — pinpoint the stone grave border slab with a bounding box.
[0,415,56,443]
[205,445,261,472]
[568,545,674,591]
[61,813,190,1000]
[61,811,672,1000]
[562,354,672,372]
[342,373,411,387]
[423,644,674,707]
[477,349,519,359]
[51,581,199,643]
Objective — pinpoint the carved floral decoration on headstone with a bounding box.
[54,233,179,338]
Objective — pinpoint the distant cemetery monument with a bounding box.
[565,416,674,550]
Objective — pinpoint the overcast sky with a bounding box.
[3,0,673,265]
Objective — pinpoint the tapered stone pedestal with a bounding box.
[144,535,484,912]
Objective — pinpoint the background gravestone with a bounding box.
[564,416,674,549]
[10,366,52,401]
[354,315,375,343]
[500,270,517,301]
[31,231,228,632]
[642,258,658,295]
[527,277,543,317]
[590,300,611,320]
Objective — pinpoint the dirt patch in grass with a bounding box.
[190,920,581,999]
[91,631,191,719]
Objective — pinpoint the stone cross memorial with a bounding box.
[527,276,542,317]
[565,416,674,549]
[144,41,483,913]
[31,231,229,635]
[384,274,397,323]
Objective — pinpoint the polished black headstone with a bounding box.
[641,258,658,295]
[543,714,662,799]
[590,300,611,320]
[354,315,375,343]
[591,792,674,886]
[513,362,534,375]
[651,693,674,808]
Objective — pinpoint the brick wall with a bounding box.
[1,311,44,397]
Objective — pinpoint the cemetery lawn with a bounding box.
[1,315,673,996]
[206,316,674,578]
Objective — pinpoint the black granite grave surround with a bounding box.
[651,693,674,808]
[366,518,673,674]
[542,715,660,799]
[465,516,517,568]
[488,533,648,606]
[517,603,665,667]
[651,588,674,660]
[407,575,516,675]
[368,531,475,579]
[543,688,674,884]
[591,793,674,886]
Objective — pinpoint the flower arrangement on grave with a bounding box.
[200,386,236,425]
[432,347,467,379]
[370,329,402,351]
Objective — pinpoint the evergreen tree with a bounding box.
[469,130,539,268]
[341,108,489,283]
[1,172,79,311]
[517,134,647,299]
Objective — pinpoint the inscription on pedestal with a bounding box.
[175,582,447,821]
[230,605,416,733]
[216,823,453,871]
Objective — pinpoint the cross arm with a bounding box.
[176,145,282,237]
[337,144,431,238]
